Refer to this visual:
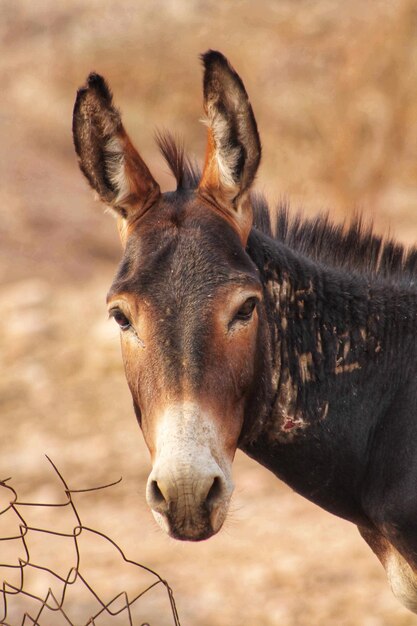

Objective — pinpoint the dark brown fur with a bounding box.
[73,50,417,611]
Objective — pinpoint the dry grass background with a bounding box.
[1,1,417,624]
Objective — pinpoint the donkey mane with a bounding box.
[157,132,417,281]
[156,132,201,191]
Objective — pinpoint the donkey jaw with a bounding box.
[145,403,235,541]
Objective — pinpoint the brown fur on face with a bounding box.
[75,51,265,541]
[107,195,263,461]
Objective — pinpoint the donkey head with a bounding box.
[73,51,266,541]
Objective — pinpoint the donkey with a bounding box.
[73,51,417,613]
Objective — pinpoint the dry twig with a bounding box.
[0,457,181,626]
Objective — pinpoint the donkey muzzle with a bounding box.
[145,404,234,541]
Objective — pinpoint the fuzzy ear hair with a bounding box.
[198,51,261,244]
[73,73,160,221]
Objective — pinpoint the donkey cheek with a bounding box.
[121,338,145,390]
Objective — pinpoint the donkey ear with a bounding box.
[198,51,261,245]
[72,73,160,222]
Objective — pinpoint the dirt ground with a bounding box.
[1,1,417,624]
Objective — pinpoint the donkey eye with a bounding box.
[109,308,131,330]
[234,297,258,322]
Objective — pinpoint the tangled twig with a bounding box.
[0,456,181,626]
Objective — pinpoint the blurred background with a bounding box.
[1,1,417,624]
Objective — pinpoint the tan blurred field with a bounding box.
[1,1,417,624]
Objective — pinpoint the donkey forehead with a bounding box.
[108,192,260,302]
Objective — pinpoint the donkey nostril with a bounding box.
[206,476,223,509]
[149,480,166,506]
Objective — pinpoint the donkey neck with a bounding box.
[242,228,417,523]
